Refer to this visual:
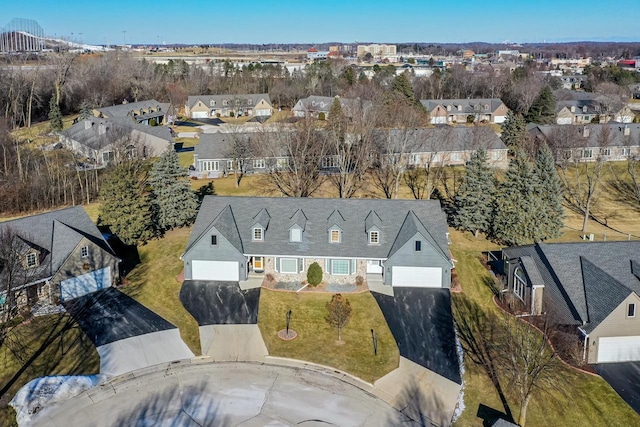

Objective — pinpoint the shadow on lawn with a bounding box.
[452,296,515,424]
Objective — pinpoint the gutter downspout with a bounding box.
[578,327,589,363]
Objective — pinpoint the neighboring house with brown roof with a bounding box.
[186,94,273,119]
[499,241,640,364]
[420,98,510,124]
[60,117,174,167]
[0,207,120,310]
[94,99,174,126]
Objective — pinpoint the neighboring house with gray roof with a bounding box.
[292,96,371,119]
[420,98,509,124]
[553,89,633,125]
[94,99,174,126]
[529,123,640,163]
[186,94,273,119]
[500,241,640,364]
[0,206,120,310]
[60,117,174,167]
[182,196,453,289]
[376,126,509,169]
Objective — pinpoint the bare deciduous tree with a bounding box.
[257,120,329,197]
[325,293,353,342]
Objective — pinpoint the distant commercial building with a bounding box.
[306,47,329,61]
[357,44,396,59]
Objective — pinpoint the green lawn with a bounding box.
[0,315,99,426]
[120,227,201,355]
[257,288,399,383]
[449,228,640,426]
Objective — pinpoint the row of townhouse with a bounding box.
[554,90,634,125]
[529,123,640,163]
[190,126,509,179]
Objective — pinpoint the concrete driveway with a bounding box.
[596,362,640,414]
[34,362,418,427]
[64,288,194,376]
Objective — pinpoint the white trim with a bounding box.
[252,227,263,241]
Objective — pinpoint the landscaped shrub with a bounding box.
[318,112,326,121]
[307,262,323,286]
[466,114,475,123]
[149,118,158,126]
[355,275,364,286]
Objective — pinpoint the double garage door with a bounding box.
[391,266,442,287]
[192,260,240,281]
[60,267,111,301]
[597,336,640,363]
[191,111,208,119]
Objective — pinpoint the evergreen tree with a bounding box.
[99,162,155,245]
[534,144,564,241]
[48,95,63,131]
[492,150,543,246]
[78,100,93,121]
[452,148,496,238]
[500,110,527,151]
[149,149,198,231]
[526,86,556,124]
[391,73,417,105]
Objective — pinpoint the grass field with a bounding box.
[0,315,99,426]
[258,288,399,383]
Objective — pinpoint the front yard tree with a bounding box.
[149,149,198,231]
[99,161,155,245]
[492,149,543,245]
[325,293,353,342]
[497,315,561,427]
[48,95,63,132]
[224,126,252,188]
[452,147,496,238]
[534,144,564,240]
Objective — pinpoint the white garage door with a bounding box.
[60,267,111,301]
[192,260,240,281]
[391,266,442,287]
[191,111,208,119]
[597,336,640,363]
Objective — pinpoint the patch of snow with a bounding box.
[10,374,107,426]
[451,327,466,424]
[31,303,65,317]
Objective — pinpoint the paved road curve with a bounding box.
[35,362,419,426]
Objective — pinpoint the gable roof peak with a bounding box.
[327,209,345,226]
[252,208,271,229]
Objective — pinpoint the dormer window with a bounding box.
[253,227,263,241]
[248,99,253,105]
[81,246,89,258]
[369,231,379,244]
[330,229,341,243]
[26,252,37,268]
[290,228,302,242]
[414,240,421,251]
[210,100,216,106]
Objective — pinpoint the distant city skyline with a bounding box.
[3,0,640,46]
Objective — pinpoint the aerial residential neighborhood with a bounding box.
[1,3,640,427]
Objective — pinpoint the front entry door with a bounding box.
[253,256,264,271]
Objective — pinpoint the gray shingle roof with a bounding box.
[187,94,271,110]
[581,257,633,333]
[503,241,640,329]
[185,196,450,261]
[96,99,171,120]
[0,207,112,282]
[377,126,507,152]
[292,96,372,115]
[520,256,544,288]
[420,98,506,114]
[196,132,275,159]
[61,117,173,150]
[531,123,640,148]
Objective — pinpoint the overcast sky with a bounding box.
[4,0,640,46]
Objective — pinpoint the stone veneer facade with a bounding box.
[257,257,368,284]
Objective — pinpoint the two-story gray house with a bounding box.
[181,196,453,289]
[501,241,640,364]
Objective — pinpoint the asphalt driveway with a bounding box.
[596,362,640,414]
[64,287,194,376]
[64,287,175,346]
